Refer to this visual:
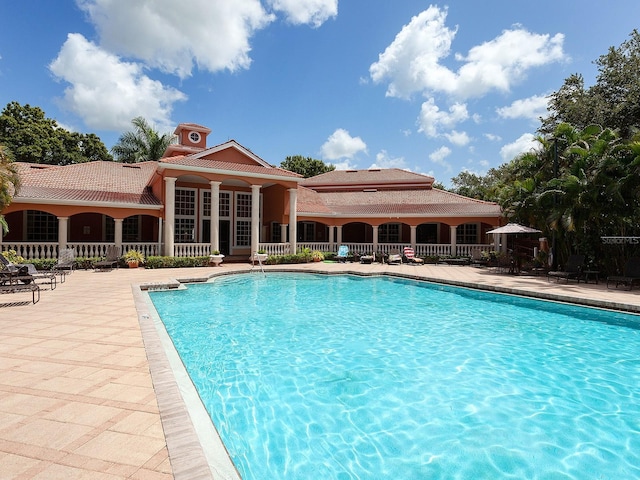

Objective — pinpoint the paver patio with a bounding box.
[1,262,639,479]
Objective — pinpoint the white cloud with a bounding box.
[369,5,566,100]
[500,133,540,161]
[429,146,452,167]
[49,34,186,131]
[417,98,468,137]
[444,130,470,146]
[496,94,550,121]
[369,150,407,169]
[369,6,457,99]
[268,0,337,27]
[77,0,275,78]
[484,133,502,142]
[320,128,367,160]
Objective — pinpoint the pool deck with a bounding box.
[1,262,639,479]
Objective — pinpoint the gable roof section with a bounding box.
[300,186,501,217]
[13,161,161,207]
[159,140,302,180]
[301,168,435,190]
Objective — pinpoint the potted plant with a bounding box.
[123,249,144,268]
[311,250,325,262]
[209,250,225,267]
[254,249,268,263]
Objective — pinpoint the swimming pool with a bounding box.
[149,273,640,479]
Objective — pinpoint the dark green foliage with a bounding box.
[111,117,173,163]
[0,102,112,165]
[144,256,209,268]
[280,155,335,178]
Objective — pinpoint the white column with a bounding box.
[164,177,177,257]
[372,225,379,253]
[157,217,163,256]
[58,217,68,250]
[450,225,458,256]
[410,225,417,248]
[251,184,261,255]
[336,225,343,246]
[328,225,335,250]
[114,218,123,253]
[280,224,288,244]
[288,188,298,254]
[210,181,221,253]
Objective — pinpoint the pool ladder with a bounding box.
[251,252,266,274]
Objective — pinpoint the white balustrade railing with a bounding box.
[296,242,332,253]
[1,242,59,259]
[3,241,495,260]
[174,243,211,257]
[258,243,291,255]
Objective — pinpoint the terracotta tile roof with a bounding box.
[296,186,334,214]
[13,161,161,206]
[301,168,434,188]
[161,156,302,178]
[299,188,501,216]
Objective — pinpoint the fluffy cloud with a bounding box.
[444,130,470,146]
[369,150,407,169]
[269,0,337,27]
[320,128,367,160]
[429,146,452,167]
[496,94,550,121]
[500,133,540,161]
[49,34,186,131]
[77,0,275,78]
[370,5,566,100]
[369,6,457,99]
[417,99,468,137]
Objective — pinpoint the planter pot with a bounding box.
[209,254,224,267]
[127,261,139,268]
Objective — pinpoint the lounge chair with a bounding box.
[547,254,585,283]
[52,248,76,278]
[93,245,121,271]
[0,254,55,288]
[359,252,375,264]
[607,257,640,290]
[403,246,423,265]
[0,258,40,303]
[387,250,402,265]
[336,245,349,263]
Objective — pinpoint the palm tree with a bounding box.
[0,144,20,235]
[111,117,174,163]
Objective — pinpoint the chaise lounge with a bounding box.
[547,254,585,283]
[607,257,640,290]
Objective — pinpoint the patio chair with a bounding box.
[1,254,58,289]
[403,246,423,265]
[547,254,585,283]
[336,245,349,263]
[607,257,640,290]
[93,245,121,271]
[52,248,76,279]
[387,250,402,265]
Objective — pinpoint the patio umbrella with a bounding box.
[486,223,541,235]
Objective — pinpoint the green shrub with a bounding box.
[144,255,209,268]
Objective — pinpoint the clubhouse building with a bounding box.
[1,123,503,260]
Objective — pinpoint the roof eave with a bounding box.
[12,198,163,210]
[157,162,303,182]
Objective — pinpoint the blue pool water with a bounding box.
[149,273,640,479]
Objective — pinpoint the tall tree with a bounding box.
[280,155,335,178]
[0,102,112,164]
[111,117,173,163]
[541,30,640,139]
[0,144,20,235]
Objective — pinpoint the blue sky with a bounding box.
[2,1,640,186]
